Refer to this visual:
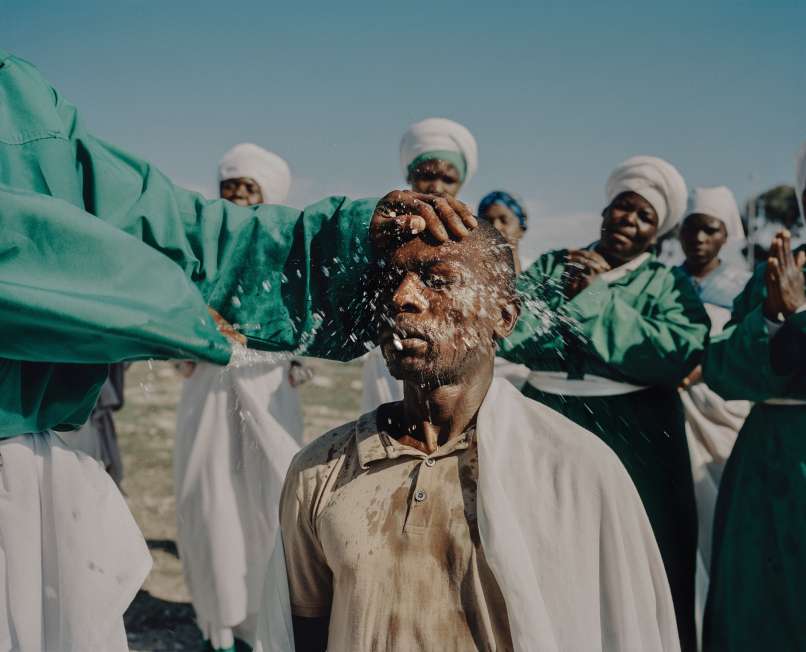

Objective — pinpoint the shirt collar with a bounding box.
[354,410,475,469]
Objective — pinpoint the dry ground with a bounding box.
[120,358,363,651]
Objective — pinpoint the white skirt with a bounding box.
[0,432,151,652]
[174,360,301,644]
[680,381,750,644]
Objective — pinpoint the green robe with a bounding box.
[501,249,710,652]
[702,262,806,652]
[0,51,373,437]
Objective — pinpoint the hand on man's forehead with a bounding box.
[381,221,516,296]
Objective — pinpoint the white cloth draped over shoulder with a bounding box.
[256,379,680,652]
[0,432,151,652]
[174,357,302,647]
[218,143,292,204]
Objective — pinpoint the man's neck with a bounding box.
[684,257,721,280]
[395,359,494,454]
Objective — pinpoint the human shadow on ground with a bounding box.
[147,538,180,558]
[124,590,202,652]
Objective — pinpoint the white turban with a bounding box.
[399,117,478,184]
[605,155,688,237]
[796,142,806,221]
[685,186,745,244]
[218,143,291,204]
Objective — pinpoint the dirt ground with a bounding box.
[120,358,363,651]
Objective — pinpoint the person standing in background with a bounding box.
[501,156,708,651]
[702,146,806,652]
[361,118,478,413]
[174,143,307,652]
[478,190,528,273]
[676,186,751,642]
[479,190,532,388]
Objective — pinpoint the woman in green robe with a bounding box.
[0,50,476,652]
[502,155,709,652]
[702,161,806,651]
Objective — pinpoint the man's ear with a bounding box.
[494,295,521,340]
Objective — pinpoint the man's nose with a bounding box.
[392,273,427,313]
[425,180,445,194]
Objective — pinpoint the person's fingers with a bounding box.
[767,257,781,285]
[569,250,609,274]
[428,195,470,239]
[780,230,795,269]
[396,214,428,235]
[438,193,478,230]
[796,250,806,269]
[371,191,446,244]
[412,198,450,242]
[769,237,782,267]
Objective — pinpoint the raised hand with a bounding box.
[370,190,477,252]
[764,230,806,321]
[564,249,612,298]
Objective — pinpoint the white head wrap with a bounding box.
[796,142,806,221]
[685,186,745,244]
[605,155,688,237]
[218,143,291,204]
[399,117,479,184]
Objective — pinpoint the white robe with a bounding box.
[0,432,151,652]
[256,378,680,651]
[174,358,302,646]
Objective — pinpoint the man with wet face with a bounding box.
[270,212,680,652]
[361,117,480,413]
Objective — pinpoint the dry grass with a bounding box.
[120,358,362,651]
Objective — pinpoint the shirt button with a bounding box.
[414,489,427,502]
[424,458,435,467]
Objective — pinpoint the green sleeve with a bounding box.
[55,93,377,358]
[498,251,568,367]
[703,265,794,400]
[0,184,231,364]
[565,267,709,386]
[770,310,806,375]
[1,53,377,362]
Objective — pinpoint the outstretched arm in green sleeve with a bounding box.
[0,184,231,364]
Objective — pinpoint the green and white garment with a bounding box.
[0,51,374,652]
[702,259,806,652]
[501,248,709,652]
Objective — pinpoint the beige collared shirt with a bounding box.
[279,410,512,651]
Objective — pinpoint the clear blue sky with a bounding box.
[5,0,804,255]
